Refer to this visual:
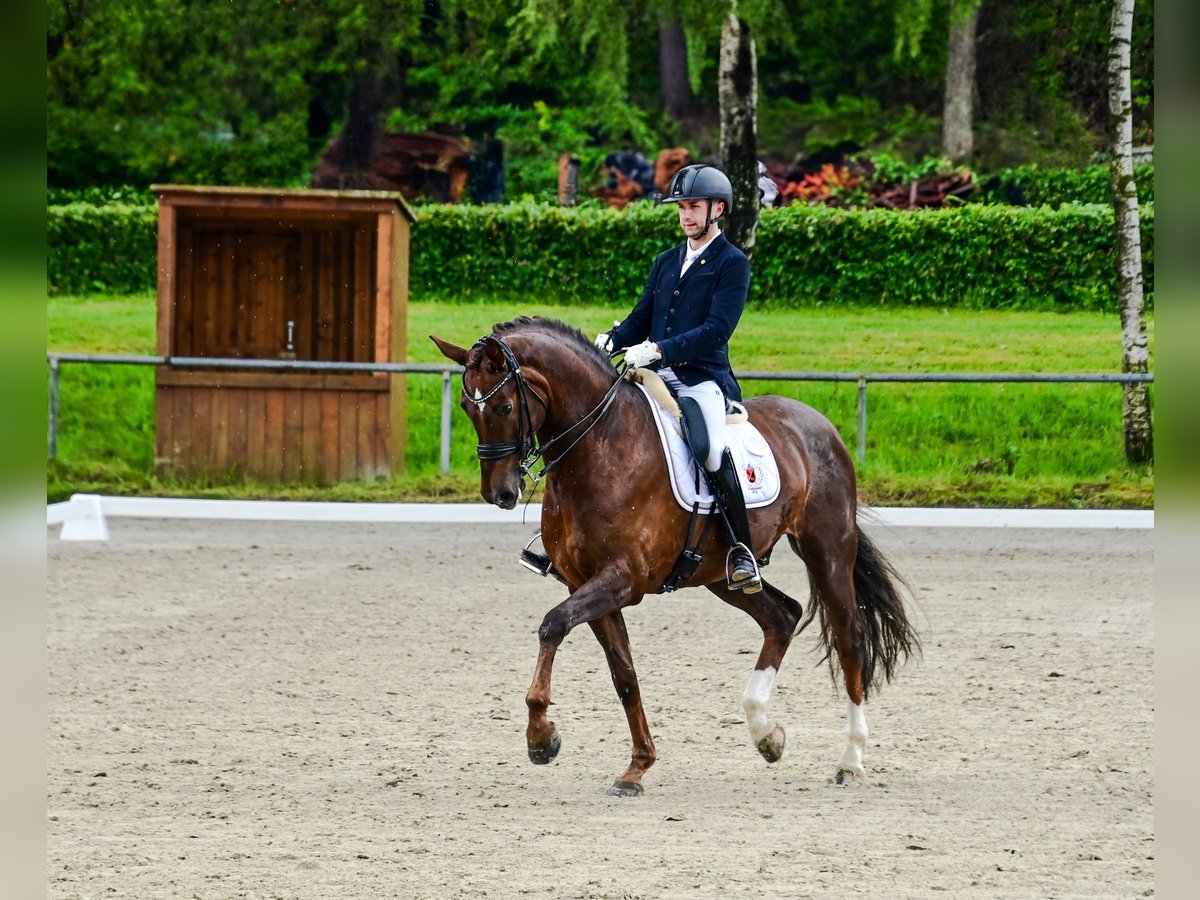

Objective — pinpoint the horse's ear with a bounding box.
[480,338,508,372]
[430,335,469,365]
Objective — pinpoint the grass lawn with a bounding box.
[47,293,1153,508]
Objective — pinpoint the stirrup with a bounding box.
[726,544,762,594]
[519,533,556,578]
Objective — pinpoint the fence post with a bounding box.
[856,376,867,464]
[48,357,61,461]
[440,370,453,474]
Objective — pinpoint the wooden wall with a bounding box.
[173,218,376,363]
[156,371,391,484]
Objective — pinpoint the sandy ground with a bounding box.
[47,517,1154,899]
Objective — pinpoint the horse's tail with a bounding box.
[798,524,920,699]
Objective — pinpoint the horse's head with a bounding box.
[431,332,547,510]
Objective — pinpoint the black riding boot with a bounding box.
[714,449,762,594]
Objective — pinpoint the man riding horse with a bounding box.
[595,163,761,593]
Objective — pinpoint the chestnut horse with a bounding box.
[433,316,918,796]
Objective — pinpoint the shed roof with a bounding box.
[151,184,415,221]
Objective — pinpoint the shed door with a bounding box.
[182,230,300,359]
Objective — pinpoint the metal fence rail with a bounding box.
[47,352,1155,469]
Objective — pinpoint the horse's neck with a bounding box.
[539,377,644,477]
[540,370,619,436]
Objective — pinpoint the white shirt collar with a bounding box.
[686,231,719,259]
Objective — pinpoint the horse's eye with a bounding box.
[499,403,514,417]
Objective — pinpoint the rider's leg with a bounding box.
[713,448,761,592]
[659,372,725,472]
[665,373,761,593]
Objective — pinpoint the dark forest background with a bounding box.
[47,0,1154,198]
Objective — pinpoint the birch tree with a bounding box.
[942,1,981,163]
[1107,0,1152,464]
[718,10,759,257]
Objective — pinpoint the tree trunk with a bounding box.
[659,18,695,124]
[340,71,383,178]
[718,13,759,258]
[942,2,980,163]
[1108,0,1152,465]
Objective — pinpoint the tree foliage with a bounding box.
[46,0,1154,190]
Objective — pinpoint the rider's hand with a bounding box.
[623,340,662,369]
[594,320,620,354]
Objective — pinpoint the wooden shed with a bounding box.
[152,185,414,484]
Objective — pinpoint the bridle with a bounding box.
[462,335,623,484]
[466,336,540,468]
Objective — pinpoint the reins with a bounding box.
[463,334,623,485]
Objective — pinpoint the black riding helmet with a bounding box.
[662,164,733,230]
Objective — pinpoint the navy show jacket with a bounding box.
[610,231,750,402]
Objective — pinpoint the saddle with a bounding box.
[626,369,780,512]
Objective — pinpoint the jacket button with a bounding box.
[666,327,673,334]
[669,308,675,314]
[673,290,680,296]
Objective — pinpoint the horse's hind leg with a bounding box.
[706,580,803,763]
[791,532,869,784]
[588,612,656,796]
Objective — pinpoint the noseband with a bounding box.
[462,334,622,483]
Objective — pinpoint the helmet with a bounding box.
[662,164,733,211]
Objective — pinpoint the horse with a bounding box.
[432,316,918,796]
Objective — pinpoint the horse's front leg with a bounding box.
[588,612,656,796]
[524,570,636,772]
[525,640,563,765]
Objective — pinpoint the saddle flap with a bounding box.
[677,396,710,470]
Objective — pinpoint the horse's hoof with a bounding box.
[834,766,864,785]
[527,731,562,765]
[606,779,644,797]
[756,725,786,763]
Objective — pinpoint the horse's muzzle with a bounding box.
[482,472,524,510]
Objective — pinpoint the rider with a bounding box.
[595,163,761,594]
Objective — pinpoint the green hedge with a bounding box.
[48,199,1154,311]
[410,201,1154,311]
[751,202,1153,310]
[47,202,159,296]
[979,163,1154,207]
[47,185,156,206]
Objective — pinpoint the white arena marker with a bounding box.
[57,493,110,542]
[46,497,1152,532]
[862,506,1152,530]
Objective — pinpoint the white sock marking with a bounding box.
[838,699,870,777]
[743,667,778,744]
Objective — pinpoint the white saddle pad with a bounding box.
[633,382,781,512]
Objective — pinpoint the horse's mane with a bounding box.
[489,315,616,375]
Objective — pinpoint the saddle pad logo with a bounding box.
[745,465,758,484]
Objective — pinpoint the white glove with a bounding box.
[594,320,620,353]
[623,340,662,369]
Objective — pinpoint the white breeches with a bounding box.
[659,369,726,472]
